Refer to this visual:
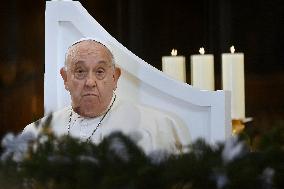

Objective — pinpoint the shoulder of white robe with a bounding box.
[22,106,70,135]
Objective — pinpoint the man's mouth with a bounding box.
[83,93,97,97]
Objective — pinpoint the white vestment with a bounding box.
[24,97,191,154]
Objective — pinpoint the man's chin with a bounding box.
[80,103,105,118]
[79,108,101,118]
[83,111,100,118]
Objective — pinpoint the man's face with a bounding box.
[61,41,120,118]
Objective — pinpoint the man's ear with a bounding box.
[113,67,121,90]
[60,67,69,91]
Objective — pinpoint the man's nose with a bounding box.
[85,72,97,87]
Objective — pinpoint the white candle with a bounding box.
[162,49,186,82]
[190,48,215,90]
[222,46,245,120]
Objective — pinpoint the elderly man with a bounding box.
[24,38,190,154]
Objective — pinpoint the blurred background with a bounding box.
[0,0,283,138]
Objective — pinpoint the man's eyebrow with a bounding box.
[73,60,86,66]
[72,60,111,67]
[97,60,113,66]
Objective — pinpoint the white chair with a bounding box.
[45,1,231,144]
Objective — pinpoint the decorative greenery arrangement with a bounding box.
[0,116,283,189]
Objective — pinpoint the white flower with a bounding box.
[148,150,170,165]
[1,132,36,162]
[47,155,71,163]
[216,173,228,189]
[260,167,274,189]
[128,131,143,143]
[38,135,49,144]
[222,136,245,163]
[211,169,229,189]
[78,155,99,164]
[109,136,129,162]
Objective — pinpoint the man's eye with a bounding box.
[74,69,87,79]
[76,69,85,74]
[96,69,105,74]
[96,69,106,79]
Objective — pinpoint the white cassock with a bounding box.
[23,96,191,154]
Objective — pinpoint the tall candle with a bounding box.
[162,49,186,82]
[190,48,215,90]
[222,46,245,120]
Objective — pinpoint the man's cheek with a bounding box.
[103,80,114,88]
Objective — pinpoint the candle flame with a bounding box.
[171,49,178,56]
[199,47,205,55]
[230,46,235,53]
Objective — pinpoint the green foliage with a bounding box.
[0,118,283,189]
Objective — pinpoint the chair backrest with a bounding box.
[45,1,231,144]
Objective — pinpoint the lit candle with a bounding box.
[190,47,215,90]
[162,49,186,82]
[222,46,245,120]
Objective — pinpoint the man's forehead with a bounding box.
[67,42,112,61]
[70,37,112,52]
[73,60,111,67]
[70,41,108,53]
